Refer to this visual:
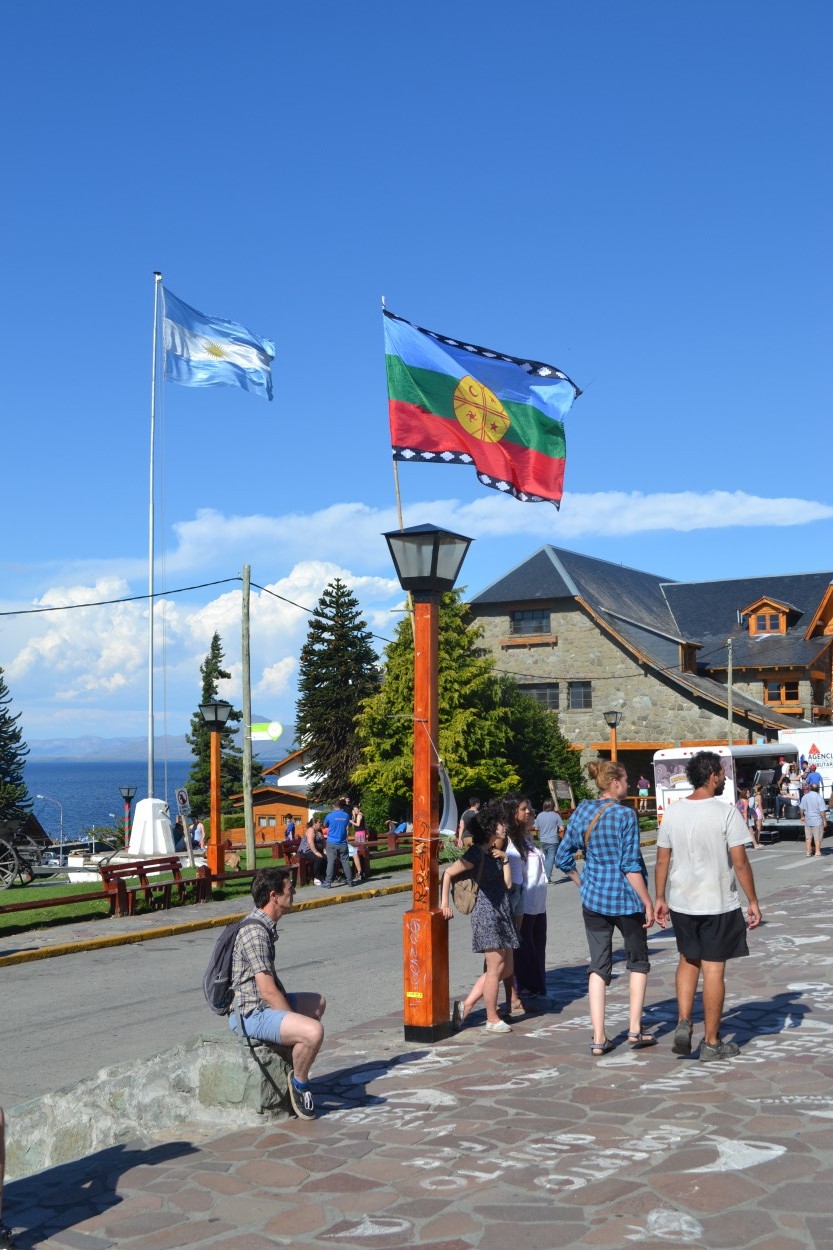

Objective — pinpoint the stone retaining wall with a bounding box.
[7,1034,292,1180]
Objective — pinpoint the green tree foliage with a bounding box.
[295,578,381,802]
[355,592,590,810]
[0,666,31,823]
[498,677,590,807]
[185,632,263,815]
[354,590,522,803]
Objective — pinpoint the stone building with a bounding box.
[469,545,833,778]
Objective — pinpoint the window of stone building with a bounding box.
[509,608,551,636]
[764,680,800,703]
[523,682,560,710]
[567,680,592,709]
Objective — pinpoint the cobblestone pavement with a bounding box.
[5,869,833,1249]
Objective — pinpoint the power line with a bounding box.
[0,577,243,618]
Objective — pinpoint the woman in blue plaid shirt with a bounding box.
[556,759,657,1056]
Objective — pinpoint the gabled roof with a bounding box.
[263,745,307,777]
[472,545,679,636]
[740,595,798,616]
[470,546,833,731]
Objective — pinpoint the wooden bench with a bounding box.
[98,856,210,918]
[0,889,107,916]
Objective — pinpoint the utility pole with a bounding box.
[727,636,734,748]
[242,564,256,870]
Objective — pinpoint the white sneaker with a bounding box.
[313,878,322,886]
[485,1020,512,1034]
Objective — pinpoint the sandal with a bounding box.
[452,1000,471,1028]
[628,1031,657,1049]
[590,1038,615,1056]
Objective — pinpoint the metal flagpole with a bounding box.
[148,272,163,799]
[384,297,416,639]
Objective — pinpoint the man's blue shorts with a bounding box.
[230,994,298,1045]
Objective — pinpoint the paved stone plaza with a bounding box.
[4,866,833,1249]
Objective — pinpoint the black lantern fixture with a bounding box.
[383,524,473,600]
[199,699,233,730]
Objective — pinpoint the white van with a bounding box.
[653,743,798,824]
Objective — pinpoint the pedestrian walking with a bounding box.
[535,799,564,883]
[441,804,519,1034]
[556,760,656,1056]
[654,750,761,1062]
[799,783,827,857]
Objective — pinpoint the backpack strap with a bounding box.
[583,801,618,846]
[232,915,278,1070]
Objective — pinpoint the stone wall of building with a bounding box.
[473,600,774,761]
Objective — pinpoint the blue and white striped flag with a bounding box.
[163,288,274,401]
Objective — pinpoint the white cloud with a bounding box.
[255,657,295,700]
[9,489,832,739]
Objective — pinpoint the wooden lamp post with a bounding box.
[199,699,232,877]
[383,523,473,1043]
[604,708,622,762]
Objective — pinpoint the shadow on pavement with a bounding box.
[5,1139,199,1248]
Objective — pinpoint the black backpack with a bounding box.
[204,915,274,1016]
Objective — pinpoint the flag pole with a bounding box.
[148,272,163,800]
[383,296,415,637]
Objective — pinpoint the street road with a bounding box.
[0,839,813,1107]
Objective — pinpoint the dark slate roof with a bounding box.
[708,631,831,671]
[470,547,576,604]
[663,572,833,641]
[472,545,679,635]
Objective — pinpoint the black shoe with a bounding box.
[672,1019,693,1055]
[700,1036,740,1062]
[288,1078,316,1119]
[0,1223,20,1250]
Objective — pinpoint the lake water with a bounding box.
[25,760,192,840]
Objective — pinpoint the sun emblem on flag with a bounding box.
[452,375,510,443]
[204,339,229,360]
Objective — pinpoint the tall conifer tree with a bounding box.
[295,578,380,801]
[0,666,31,823]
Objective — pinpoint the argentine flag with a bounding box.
[163,288,274,401]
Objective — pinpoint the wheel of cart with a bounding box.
[0,837,20,890]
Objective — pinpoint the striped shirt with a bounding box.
[556,799,647,916]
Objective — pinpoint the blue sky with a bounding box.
[2,1,831,744]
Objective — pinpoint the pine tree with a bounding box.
[0,666,31,823]
[185,633,262,816]
[354,590,522,803]
[294,578,381,801]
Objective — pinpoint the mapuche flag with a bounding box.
[384,309,580,506]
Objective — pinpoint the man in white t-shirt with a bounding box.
[655,751,761,1062]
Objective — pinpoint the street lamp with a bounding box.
[199,699,232,878]
[383,523,473,1042]
[36,794,63,850]
[119,785,137,848]
[603,709,623,762]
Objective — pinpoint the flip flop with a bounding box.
[628,1031,658,1049]
[590,1038,615,1056]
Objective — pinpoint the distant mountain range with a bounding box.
[27,733,291,764]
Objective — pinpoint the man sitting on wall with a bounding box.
[229,868,326,1119]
